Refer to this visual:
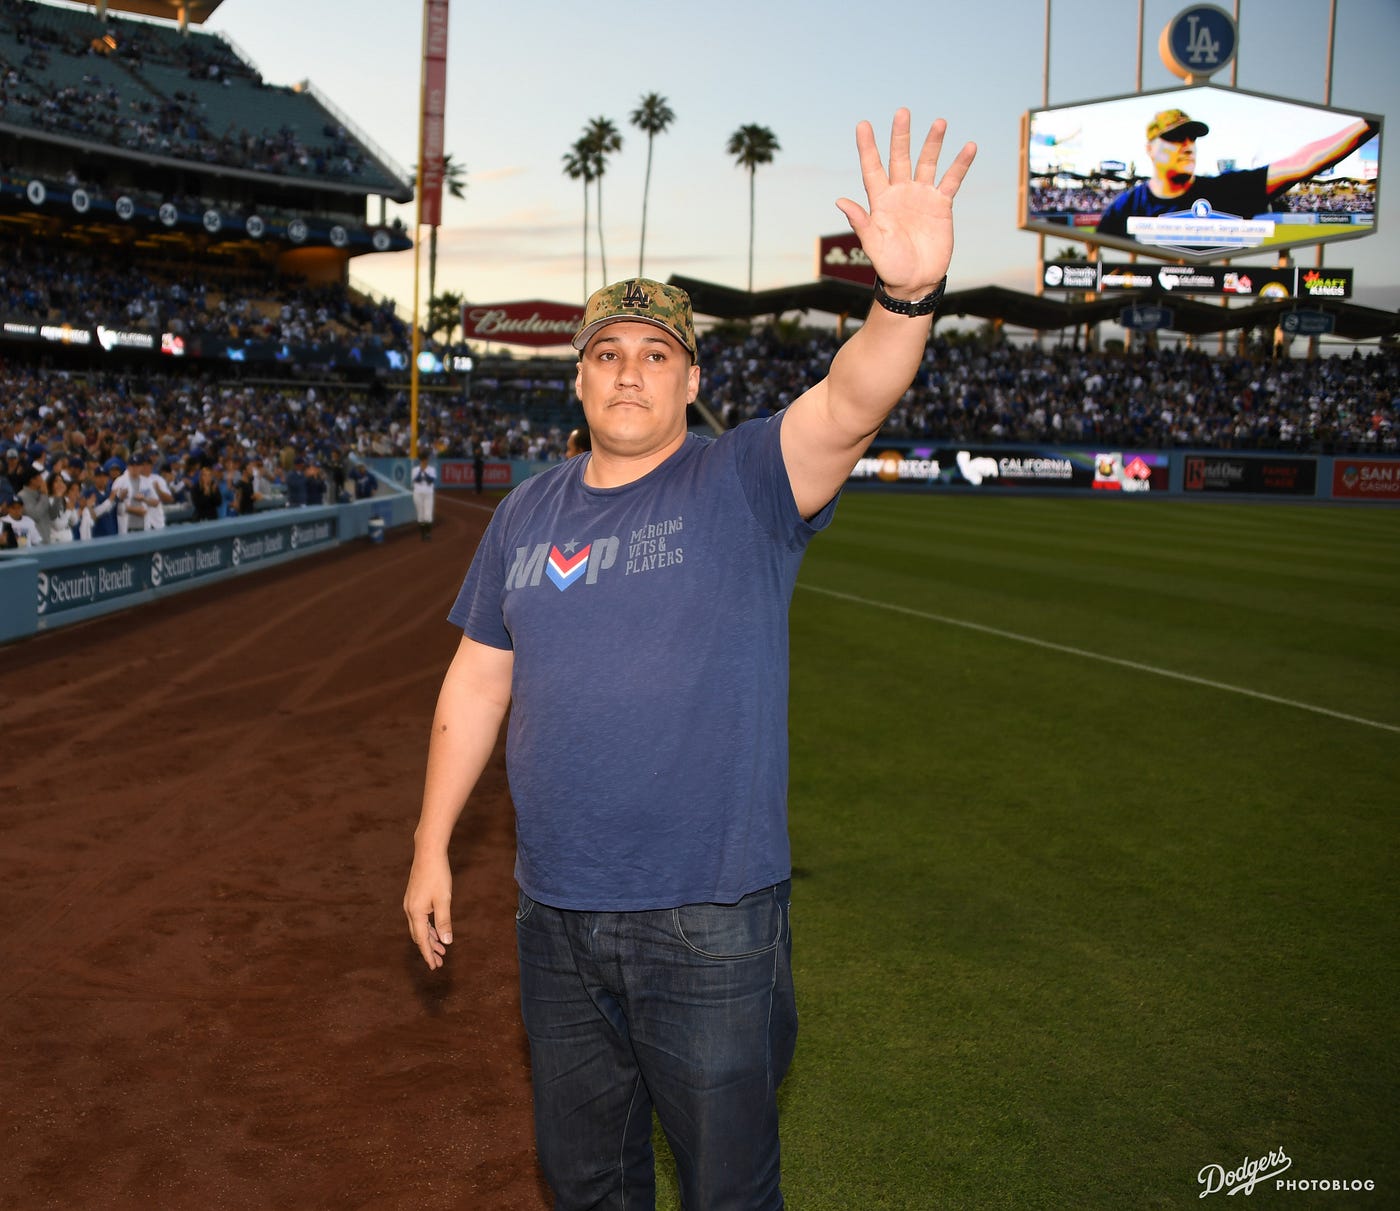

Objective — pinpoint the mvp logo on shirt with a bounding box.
[509,537,620,591]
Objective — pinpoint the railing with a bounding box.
[348,274,415,326]
[301,80,414,198]
[209,28,414,199]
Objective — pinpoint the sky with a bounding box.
[188,0,1398,327]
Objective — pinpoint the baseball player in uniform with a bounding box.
[412,453,436,541]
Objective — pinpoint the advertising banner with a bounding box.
[419,0,450,227]
[1280,311,1334,337]
[33,519,339,618]
[848,447,1169,491]
[1120,304,1174,330]
[1183,454,1317,496]
[1332,458,1400,500]
[461,301,584,347]
[440,461,513,488]
[0,320,418,373]
[1042,262,1101,291]
[1297,268,1354,300]
[817,232,877,286]
[1043,262,1351,299]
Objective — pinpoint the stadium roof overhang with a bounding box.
[0,121,414,205]
[73,1,226,25]
[667,275,1400,343]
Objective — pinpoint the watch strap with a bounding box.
[873,275,946,317]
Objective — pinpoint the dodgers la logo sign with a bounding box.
[1160,5,1237,80]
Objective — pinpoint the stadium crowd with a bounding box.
[1,193,1396,552]
[0,358,585,547]
[0,238,410,349]
[1028,185,1118,216]
[699,328,1398,452]
[2,323,1396,546]
[1029,180,1376,218]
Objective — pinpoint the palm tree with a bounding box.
[562,138,595,299]
[726,124,781,293]
[427,290,463,343]
[410,153,467,302]
[583,116,622,285]
[629,92,675,278]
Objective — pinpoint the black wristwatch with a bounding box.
[873,275,946,317]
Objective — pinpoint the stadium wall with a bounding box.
[0,496,416,645]
[368,451,1400,503]
[844,447,1400,501]
[8,449,1390,644]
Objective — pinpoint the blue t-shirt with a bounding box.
[449,411,835,911]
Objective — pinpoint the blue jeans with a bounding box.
[515,881,797,1211]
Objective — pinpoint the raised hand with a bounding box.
[835,109,977,299]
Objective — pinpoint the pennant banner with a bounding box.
[420,0,450,227]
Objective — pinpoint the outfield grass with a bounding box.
[661,495,1399,1209]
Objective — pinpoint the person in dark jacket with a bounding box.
[285,456,308,507]
[189,465,224,522]
[234,461,262,516]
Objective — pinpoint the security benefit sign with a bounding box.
[847,447,1169,491]
[34,521,339,618]
[36,555,142,618]
[1183,454,1318,496]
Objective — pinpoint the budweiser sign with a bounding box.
[462,300,584,348]
[817,232,876,286]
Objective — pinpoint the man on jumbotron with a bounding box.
[1096,105,1374,239]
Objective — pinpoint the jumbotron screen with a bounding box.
[1020,84,1381,262]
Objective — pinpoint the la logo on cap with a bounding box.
[622,281,651,308]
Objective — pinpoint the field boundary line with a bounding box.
[800,584,1400,735]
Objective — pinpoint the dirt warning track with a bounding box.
[0,494,551,1210]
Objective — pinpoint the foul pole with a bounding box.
[411,0,450,458]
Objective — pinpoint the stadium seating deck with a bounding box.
[0,1,402,193]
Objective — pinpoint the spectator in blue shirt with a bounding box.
[285,457,308,507]
[304,462,327,506]
[351,463,379,500]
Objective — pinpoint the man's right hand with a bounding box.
[404,851,453,969]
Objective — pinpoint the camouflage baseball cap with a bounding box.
[572,278,696,360]
[1147,109,1209,142]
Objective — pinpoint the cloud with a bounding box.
[472,165,528,184]
[431,222,576,257]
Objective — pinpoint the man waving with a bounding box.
[405,110,976,1211]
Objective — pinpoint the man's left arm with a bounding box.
[781,109,976,520]
[1266,118,1376,197]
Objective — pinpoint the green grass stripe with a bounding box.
[652,495,1397,1209]
[799,583,1399,735]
